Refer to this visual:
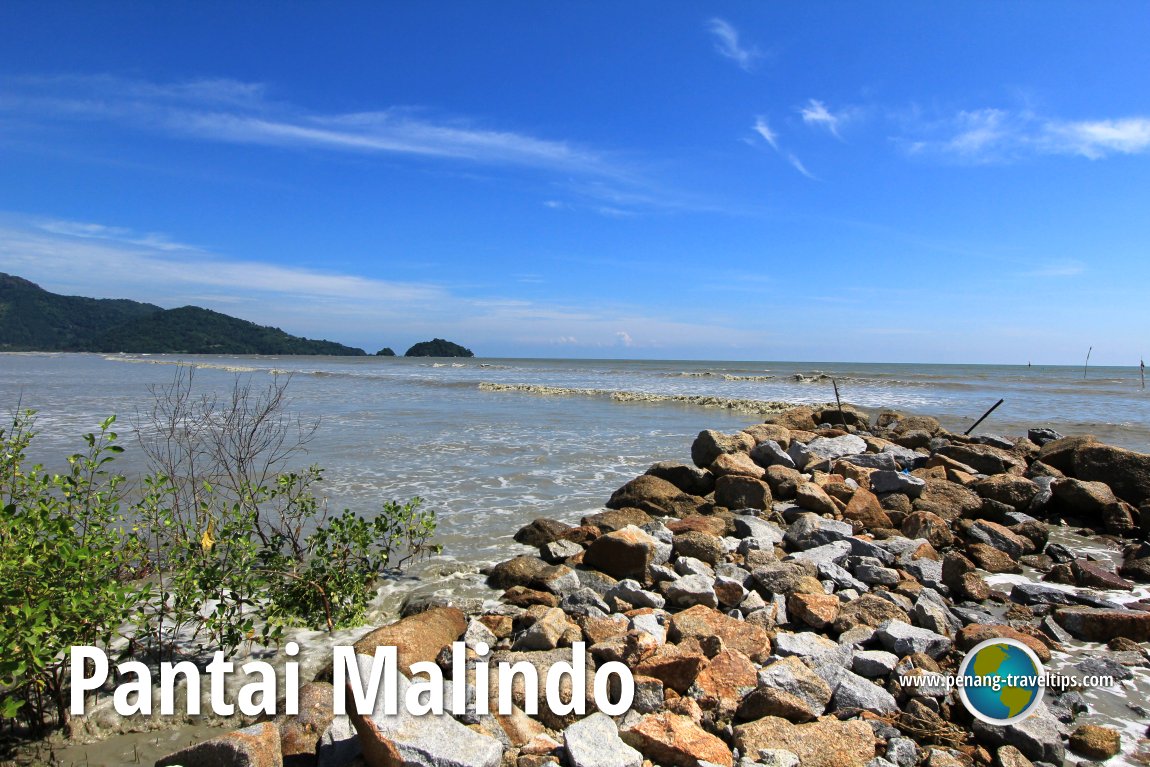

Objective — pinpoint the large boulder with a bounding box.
[842,488,892,530]
[1075,442,1150,505]
[584,526,663,581]
[1035,435,1096,474]
[733,717,876,767]
[646,461,716,496]
[670,604,772,662]
[691,430,755,468]
[607,475,704,517]
[621,713,734,767]
[913,479,982,521]
[352,607,467,675]
[935,444,1026,476]
[156,722,281,767]
[514,518,572,547]
[1053,607,1150,642]
[973,475,1040,510]
[714,474,773,510]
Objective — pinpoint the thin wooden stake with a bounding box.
[964,398,1005,436]
[832,378,846,428]
[1083,346,1092,379]
[1141,358,1145,390]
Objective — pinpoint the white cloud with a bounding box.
[1020,260,1086,277]
[752,116,779,150]
[901,107,1150,162]
[800,99,843,138]
[707,19,761,72]
[786,153,818,180]
[0,212,764,353]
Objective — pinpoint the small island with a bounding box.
[375,347,396,357]
[404,338,474,358]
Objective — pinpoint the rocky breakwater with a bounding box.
[154,404,1150,767]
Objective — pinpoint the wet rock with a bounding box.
[621,712,734,767]
[692,429,756,469]
[563,711,643,767]
[515,518,573,547]
[733,717,876,767]
[1053,607,1150,641]
[715,475,774,511]
[1068,723,1121,760]
[1072,559,1134,590]
[582,508,653,533]
[971,703,1063,764]
[156,722,282,767]
[966,542,1022,574]
[647,462,716,497]
[584,526,662,581]
[608,475,705,517]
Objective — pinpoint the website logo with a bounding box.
[956,638,1045,725]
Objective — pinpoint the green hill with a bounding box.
[404,338,474,357]
[0,274,162,351]
[0,274,366,355]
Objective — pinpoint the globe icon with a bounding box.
[958,637,1045,724]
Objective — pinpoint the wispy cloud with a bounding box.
[800,99,843,138]
[0,212,764,353]
[752,116,779,151]
[707,19,761,72]
[748,117,816,180]
[901,106,1150,162]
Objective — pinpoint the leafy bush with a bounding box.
[0,374,439,735]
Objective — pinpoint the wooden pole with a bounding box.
[1141,358,1145,390]
[964,398,1005,436]
[832,378,846,428]
[1083,346,1092,379]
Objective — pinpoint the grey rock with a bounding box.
[563,711,643,767]
[463,619,499,651]
[560,588,612,617]
[1073,656,1133,682]
[785,540,852,567]
[853,650,899,678]
[662,573,718,609]
[541,539,583,564]
[674,556,715,578]
[971,702,1064,764]
[788,434,868,470]
[847,537,897,566]
[875,619,952,659]
[733,514,785,544]
[751,440,796,469]
[869,470,926,498]
[629,613,666,644]
[831,670,899,715]
[757,657,833,717]
[855,563,901,586]
[817,561,870,592]
[1010,582,1121,609]
[1028,428,1064,446]
[885,738,918,767]
[347,656,502,767]
[772,630,839,659]
[841,452,901,471]
[608,579,666,609]
[904,559,945,592]
[648,563,677,583]
[950,605,999,626]
[911,598,959,638]
[318,715,361,767]
[784,513,854,549]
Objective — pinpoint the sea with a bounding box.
[2,353,1149,764]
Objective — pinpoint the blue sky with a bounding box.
[1,2,1148,363]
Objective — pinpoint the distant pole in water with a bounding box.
[1142,358,1146,390]
[832,378,846,428]
[1083,346,1093,379]
[964,398,1005,436]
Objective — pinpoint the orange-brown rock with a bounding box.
[733,717,876,767]
[634,644,710,694]
[353,607,466,675]
[843,487,893,530]
[276,682,333,762]
[621,713,734,767]
[156,722,282,767]
[688,648,758,718]
[669,605,771,662]
[788,592,840,630]
[956,624,1051,662]
[584,526,661,580]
